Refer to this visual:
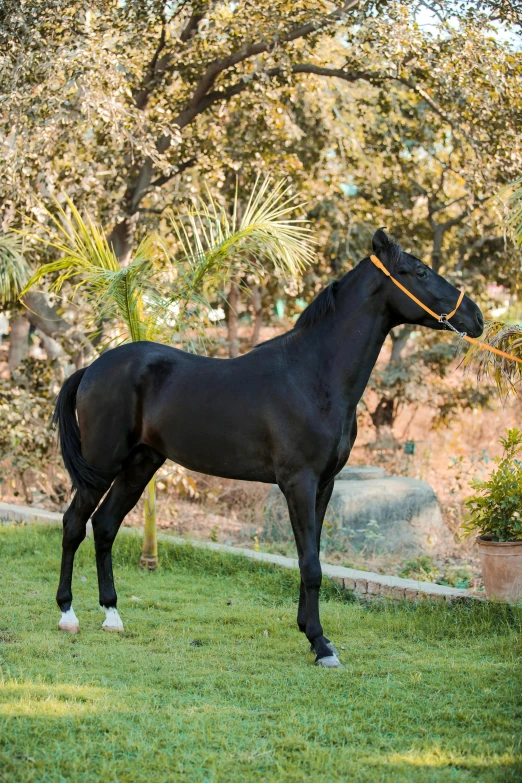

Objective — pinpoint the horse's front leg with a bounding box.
[297,478,337,654]
[283,472,341,668]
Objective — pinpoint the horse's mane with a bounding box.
[294,281,338,329]
[294,241,404,330]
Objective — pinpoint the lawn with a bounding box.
[0,524,520,783]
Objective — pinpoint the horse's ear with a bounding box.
[372,227,391,257]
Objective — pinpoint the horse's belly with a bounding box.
[143,395,276,483]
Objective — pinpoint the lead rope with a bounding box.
[369,254,522,366]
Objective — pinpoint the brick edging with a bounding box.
[0,501,483,603]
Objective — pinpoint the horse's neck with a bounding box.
[295,265,391,405]
[334,308,390,404]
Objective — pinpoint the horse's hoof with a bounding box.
[59,622,80,633]
[59,608,80,633]
[315,654,342,668]
[101,607,124,632]
[310,641,339,656]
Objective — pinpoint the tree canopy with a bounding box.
[0,0,520,373]
[1,1,520,262]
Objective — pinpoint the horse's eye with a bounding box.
[417,268,428,279]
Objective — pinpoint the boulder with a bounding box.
[264,466,445,555]
[335,466,387,481]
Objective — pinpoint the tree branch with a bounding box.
[133,7,169,110]
[173,2,362,128]
[439,197,488,232]
[148,156,197,190]
[188,63,386,124]
[180,9,206,42]
[133,5,207,111]
[429,194,467,216]
[22,291,95,356]
[291,63,385,83]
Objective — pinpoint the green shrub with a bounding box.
[462,428,522,542]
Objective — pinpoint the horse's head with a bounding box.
[371,228,483,338]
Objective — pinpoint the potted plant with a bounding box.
[462,428,522,603]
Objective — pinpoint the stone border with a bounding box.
[0,501,482,603]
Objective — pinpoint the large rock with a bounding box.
[264,466,445,555]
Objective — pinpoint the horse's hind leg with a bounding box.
[57,486,107,632]
[91,446,165,632]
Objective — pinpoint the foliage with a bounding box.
[1,2,521,496]
[399,555,440,582]
[398,556,472,589]
[365,331,493,438]
[462,320,522,398]
[0,523,521,783]
[22,196,172,345]
[1,1,519,278]
[170,178,314,295]
[500,178,522,247]
[460,177,522,397]
[0,232,30,307]
[22,180,313,349]
[0,358,65,503]
[463,428,522,542]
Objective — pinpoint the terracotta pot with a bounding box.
[476,535,522,603]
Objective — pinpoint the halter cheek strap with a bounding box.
[369,254,464,329]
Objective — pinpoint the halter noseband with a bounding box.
[370,254,465,335]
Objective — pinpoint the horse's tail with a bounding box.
[52,369,109,492]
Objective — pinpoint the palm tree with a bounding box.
[462,180,522,396]
[22,179,315,566]
[0,232,32,374]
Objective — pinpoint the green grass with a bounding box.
[0,524,521,783]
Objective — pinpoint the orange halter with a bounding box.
[370,254,522,366]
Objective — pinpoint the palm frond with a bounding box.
[0,232,31,306]
[166,176,315,305]
[21,199,168,345]
[462,320,522,397]
[21,195,120,297]
[21,180,314,352]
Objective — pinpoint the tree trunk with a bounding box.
[389,326,410,363]
[251,284,263,347]
[22,291,95,359]
[431,225,444,274]
[8,313,30,375]
[369,398,397,445]
[38,330,65,361]
[370,327,411,446]
[227,281,240,358]
[107,214,139,267]
[139,476,158,570]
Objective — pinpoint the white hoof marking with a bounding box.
[102,606,124,632]
[59,607,80,633]
[315,654,342,668]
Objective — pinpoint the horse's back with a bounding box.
[75,341,283,480]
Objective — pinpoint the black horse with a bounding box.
[54,229,483,666]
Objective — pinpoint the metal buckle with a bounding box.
[439,316,467,339]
